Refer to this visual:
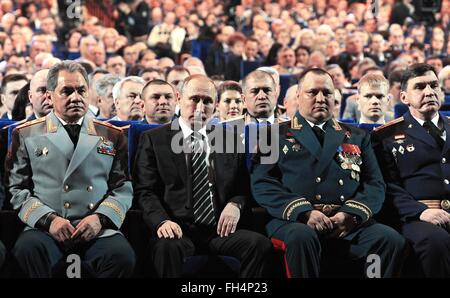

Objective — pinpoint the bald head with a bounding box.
[29,69,52,118]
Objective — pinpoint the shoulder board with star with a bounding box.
[93,119,122,131]
[373,117,404,132]
[15,117,45,130]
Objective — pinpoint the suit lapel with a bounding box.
[403,111,440,149]
[45,112,74,161]
[64,116,100,182]
[316,118,345,176]
[289,112,321,160]
[441,112,450,153]
[167,119,189,186]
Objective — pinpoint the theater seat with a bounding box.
[358,123,382,132]
[338,118,357,125]
[394,103,408,119]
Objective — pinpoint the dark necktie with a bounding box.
[191,132,216,226]
[312,125,325,146]
[64,124,81,146]
[423,120,444,148]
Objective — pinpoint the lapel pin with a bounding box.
[34,148,43,157]
[292,144,301,152]
[42,147,49,156]
[406,144,415,152]
[283,145,289,155]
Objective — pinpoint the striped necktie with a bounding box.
[191,132,216,226]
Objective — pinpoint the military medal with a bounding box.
[34,148,43,157]
[340,144,362,181]
[283,145,289,155]
[394,134,405,144]
[406,144,415,152]
[292,144,301,152]
[286,138,296,143]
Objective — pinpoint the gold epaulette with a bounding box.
[373,117,404,132]
[93,119,122,131]
[220,115,245,123]
[15,118,45,130]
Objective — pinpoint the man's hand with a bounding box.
[157,220,183,239]
[71,214,102,242]
[217,202,240,237]
[328,212,357,238]
[49,217,75,242]
[420,209,450,228]
[304,210,334,233]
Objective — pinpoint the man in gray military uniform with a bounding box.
[6,61,135,278]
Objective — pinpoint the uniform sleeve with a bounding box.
[6,129,56,227]
[372,133,427,222]
[251,157,313,222]
[339,132,386,223]
[95,130,133,229]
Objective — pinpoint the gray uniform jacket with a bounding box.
[6,111,132,238]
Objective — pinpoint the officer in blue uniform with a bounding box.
[372,63,450,277]
[251,68,405,278]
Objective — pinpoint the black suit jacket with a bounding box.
[133,119,250,233]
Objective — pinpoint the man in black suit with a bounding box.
[133,74,272,278]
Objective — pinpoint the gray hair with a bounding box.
[96,74,122,97]
[47,60,88,91]
[112,76,145,103]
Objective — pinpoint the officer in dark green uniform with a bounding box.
[251,68,405,278]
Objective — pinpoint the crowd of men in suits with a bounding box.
[0,59,448,278]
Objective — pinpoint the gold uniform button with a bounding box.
[88,203,95,210]
[340,195,345,201]
[441,200,450,210]
[444,179,450,185]
[339,179,344,186]
[63,185,69,192]
[316,177,321,183]
[442,158,447,164]
[64,202,71,209]
[87,186,93,192]
[315,194,322,200]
